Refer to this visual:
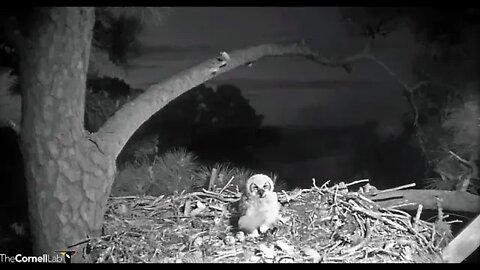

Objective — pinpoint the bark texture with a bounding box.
[19,7,115,260]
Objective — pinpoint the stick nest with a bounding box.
[87,179,451,263]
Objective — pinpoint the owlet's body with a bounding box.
[238,174,280,236]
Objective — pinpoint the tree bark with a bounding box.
[19,7,115,261]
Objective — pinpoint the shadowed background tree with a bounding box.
[340,7,480,194]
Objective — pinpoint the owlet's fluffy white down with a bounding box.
[238,174,280,236]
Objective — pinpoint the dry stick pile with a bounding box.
[88,178,454,263]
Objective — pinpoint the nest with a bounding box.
[86,179,452,263]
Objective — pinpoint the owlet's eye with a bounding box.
[263,182,271,191]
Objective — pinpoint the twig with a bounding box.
[445,219,463,224]
[183,199,192,217]
[280,190,291,203]
[188,191,239,202]
[385,202,417,210]
[67,238,91,248]
[223,189,240,196]
[109,196,139,200]
[277,256,296,263]
[151,248,160,261]
[219,176,235,194]
[353,213,366,236]
[435,197,444,222]
[448,150,472,167]
[431,224,436,247]
[333,184,339,205]
[414,204,423,226]
[214,249,243,262]
[346,179,370,187]
[312,178,319,190]
[435,232,448,250]
[208,168,218,191]
[348,201,407,232]
[356,193,376,205]
[370,183,416,196]
[110,246,117,263]
[307,211,316,230]
[372,249,403,259]
[208,204,225,212]
[319,180,330,190]
[378,212,411,220]
[447,149,475,192]
[146,195,165,208]
[278,188,306,203]
[387,208,412,218]
[342,219,372,255]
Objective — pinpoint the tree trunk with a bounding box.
[19,7,115,261]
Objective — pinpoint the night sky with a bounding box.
[124,7,420,137]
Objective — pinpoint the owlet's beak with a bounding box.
[258,189,265,198]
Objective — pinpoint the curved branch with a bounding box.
[93,42,355,158]
[93,40,434,159]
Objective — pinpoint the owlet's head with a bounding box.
[246,174,274,198]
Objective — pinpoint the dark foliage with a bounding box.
[87,76,135,98]
[142,84,264,160]
[93,8,142,66]
[403,7,480,45]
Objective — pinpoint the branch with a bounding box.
[370,183,416,196]
[442,214,480,263]
[340,39,429,94]
[444,149,479,192]
[448,150,474,168]
[350,40,429,126]
[93,40,434,158]
[369,189,480,214]
[363,54,429,93]
[93,42,362,158]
